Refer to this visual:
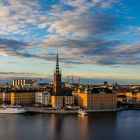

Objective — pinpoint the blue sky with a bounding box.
[0,0,140,84]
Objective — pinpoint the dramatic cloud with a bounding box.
[0,38,27,55]
[0,0,140,67]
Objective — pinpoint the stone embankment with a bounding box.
[26,107,127,114]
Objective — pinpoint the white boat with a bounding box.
[78,109,87,116]
[0,105,27,114]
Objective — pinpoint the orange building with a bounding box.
[73,88,117,109]
[126,92,140,103]
[11,91,35,105]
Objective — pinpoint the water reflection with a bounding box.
[0,111,139,140]
[88,113,117,140]
[78,116,89,140]
[50,114,64,140]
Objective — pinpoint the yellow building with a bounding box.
[51,96,63,108]
[11,91,35,105]
[126,92,140,103]
[51,96,74,109]
[74,88,117,109]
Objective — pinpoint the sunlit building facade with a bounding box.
[51,96,74,108]
[2,92,11,104]
[126,92,140,103]
[74,88,117,109]
[11,91,35,105]
[35,91,51,106]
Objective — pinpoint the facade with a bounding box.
[0,93,2,104]
[64,96,74,106]
[74,88,117,109]
[51,96,74,108]
[35,91,51,106]
[11,91,35,105]
[116,92,127,103]
[2,92,11,104]
[126,92,140,103]
[51,96,63,108]
[13,79,33,87]
[117,95,127,103]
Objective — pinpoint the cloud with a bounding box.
[121,26,140,36]
[48,12,118,38]
[0,38,65,62]
[0,38,28,56]
[0,0,41,35]
[0,6,9,17]
[0,71,47,78]
[0,0,140,67]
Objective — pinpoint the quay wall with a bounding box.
[26,107,126,114]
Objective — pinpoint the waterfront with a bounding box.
[0,110,140,140]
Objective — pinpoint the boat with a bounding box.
[78,109,87,116]
[0,105,27,114]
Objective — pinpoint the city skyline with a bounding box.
[0,0,140,84]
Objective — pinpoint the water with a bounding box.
[0,110,140,140]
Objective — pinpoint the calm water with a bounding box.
[0,110,140,140]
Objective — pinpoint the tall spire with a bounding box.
[56,51,59,73]
[53,51,62,96]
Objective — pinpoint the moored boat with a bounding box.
[78,109,87,116]
[0,105,27,114]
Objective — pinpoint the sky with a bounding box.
[0,0,140,84]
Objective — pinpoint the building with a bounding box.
[64,96,74,106]
[13,79,33,87]
[0,92,2,104]
[11,90,35,105]
[51,52,74,108]
[51,96,63,108]
[115,92,127,103]
[73,88,117,109]
[117,95,127,103]
[2,92,11,104]
[51,96,74,108]
[0,88,11,104]
[126,92,140,103]
[35,91,51,106]
[53,52,62,96]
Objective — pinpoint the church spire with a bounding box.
[56,51,59,73]
[53,51,62,96]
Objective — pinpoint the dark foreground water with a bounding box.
[0,110,140,140]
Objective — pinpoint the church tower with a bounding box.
[53,52,62,96]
